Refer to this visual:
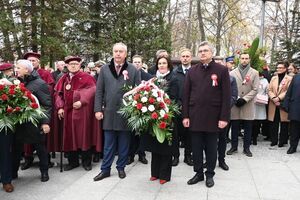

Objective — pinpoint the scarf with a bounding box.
[238,64,250,79]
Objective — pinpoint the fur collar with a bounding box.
[109,58,128,79]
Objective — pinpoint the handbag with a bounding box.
[255,94,268,105]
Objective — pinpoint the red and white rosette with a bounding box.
[281,79,286,86]
[122,70,129,80]
[243,75,250,85]
[211,74,218,86]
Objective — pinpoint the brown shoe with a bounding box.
[3,183,14,193]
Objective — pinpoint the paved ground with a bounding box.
[1,137,300,200]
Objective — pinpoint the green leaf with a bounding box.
[152,125,165,143]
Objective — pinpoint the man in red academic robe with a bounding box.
[21,52,56,170]
[55,56,102,171]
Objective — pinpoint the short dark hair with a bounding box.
[155,55,173,72]
[277,60,289,68]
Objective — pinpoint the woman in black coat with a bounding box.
[12,59,52,182]
[140,55,179,184]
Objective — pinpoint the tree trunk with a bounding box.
[197,0,206,41]
[30,0,38,52]
[185,0,193,48]
[215,0,222,55]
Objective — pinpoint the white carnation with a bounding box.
[152,91,158,98]
[132,100,137,106]
[128,95,133,101]
[156,97,162,102]
[141,96,148,103]
[159,109,166,117]
[141,106,148,113]
[13,79,21,85]
[148,105,155,112]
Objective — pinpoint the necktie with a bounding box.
[116,65,121,75]
[184,68,189,74]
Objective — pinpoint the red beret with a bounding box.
[65,56,82,64]
[23,52,41,59]
[0,63,13,71]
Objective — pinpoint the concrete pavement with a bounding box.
[1,138,300,200]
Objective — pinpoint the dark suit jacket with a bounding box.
[283,74,300,121]
[182,61,231,132]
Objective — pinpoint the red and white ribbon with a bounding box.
[122,70,129,80]
[243,75,250,85]
[211,74,218,86]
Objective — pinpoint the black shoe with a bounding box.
[203,162,207,168]
[127,156,134,165]
[172,157,179,166]
[64,163,79,171]
[187,173,204,185]
[206,177,214,188]
[21,157,34,170]
[93,171,110,181]
[270,142,277,147]
[138,156,148,164]
[183,156,193,166]
[226,137,231,144]
[219,161,229,171]
[41,172,49,182]
[48,161,54,168]
[287,147,297,154]
[93,154,100,163]
[118,170,126,179]
[243,149,253,157]
[226,148,237,155]
[83,164,92,171]
[278,143,284,148]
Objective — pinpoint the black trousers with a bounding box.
[128,132,145,158]
[0,131,13,184]
[289,120,300,149]
[252,120,267,142]
[269,108,289,145]
[151,153,172,181]
[68,150,92,166]
[231,120,252,150]
[174,116,192,158]
[218,127,227,163]
[12,139,48,175]
[191,131,218,178]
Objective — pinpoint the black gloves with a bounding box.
[235,98,247,107]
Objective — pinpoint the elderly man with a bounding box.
[12,59,52,182]
[93,43,141,181]
[52,60,65,81]
[55,56,102,171]
[227,52,259,157]
[21,52,55,170]
[182,41,231,187]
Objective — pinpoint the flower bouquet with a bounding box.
[0,79,46,133]
[119,78,179,145]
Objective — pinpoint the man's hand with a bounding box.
[95,112,104,120]
[58,108,64,120]
[218,120,228,129]
[41,124,50,134]
[182,118,190,128]
[235,98,247,107]
[73,101,82,109]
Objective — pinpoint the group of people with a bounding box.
[1,41,300,194]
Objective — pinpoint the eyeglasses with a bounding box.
[68,63,80,66]
[198,49,210,53]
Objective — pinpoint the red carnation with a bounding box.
[9,85,16,90]
[20,85,27,93]
[151,112,158,119]
[149,97,155,104]
[6,107,13,113]
[159,121,167,129]
[136,103,143,110]
[15,107,21,112]
[144,86,151,92]
[163,114,169,120]
[165,98,171,104]
[159,102,165,108]
[0,85,4,90]
[1,94,8,101]
[31,103,39,109]
[9,89,15,95]
[25,91,32,98]
[133,94,140,101]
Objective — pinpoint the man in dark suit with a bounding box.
[93,43,141,181]
[172,48,193,167]
[283,73,300,154]
[182,41,231,188]
[127,55,152,165]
